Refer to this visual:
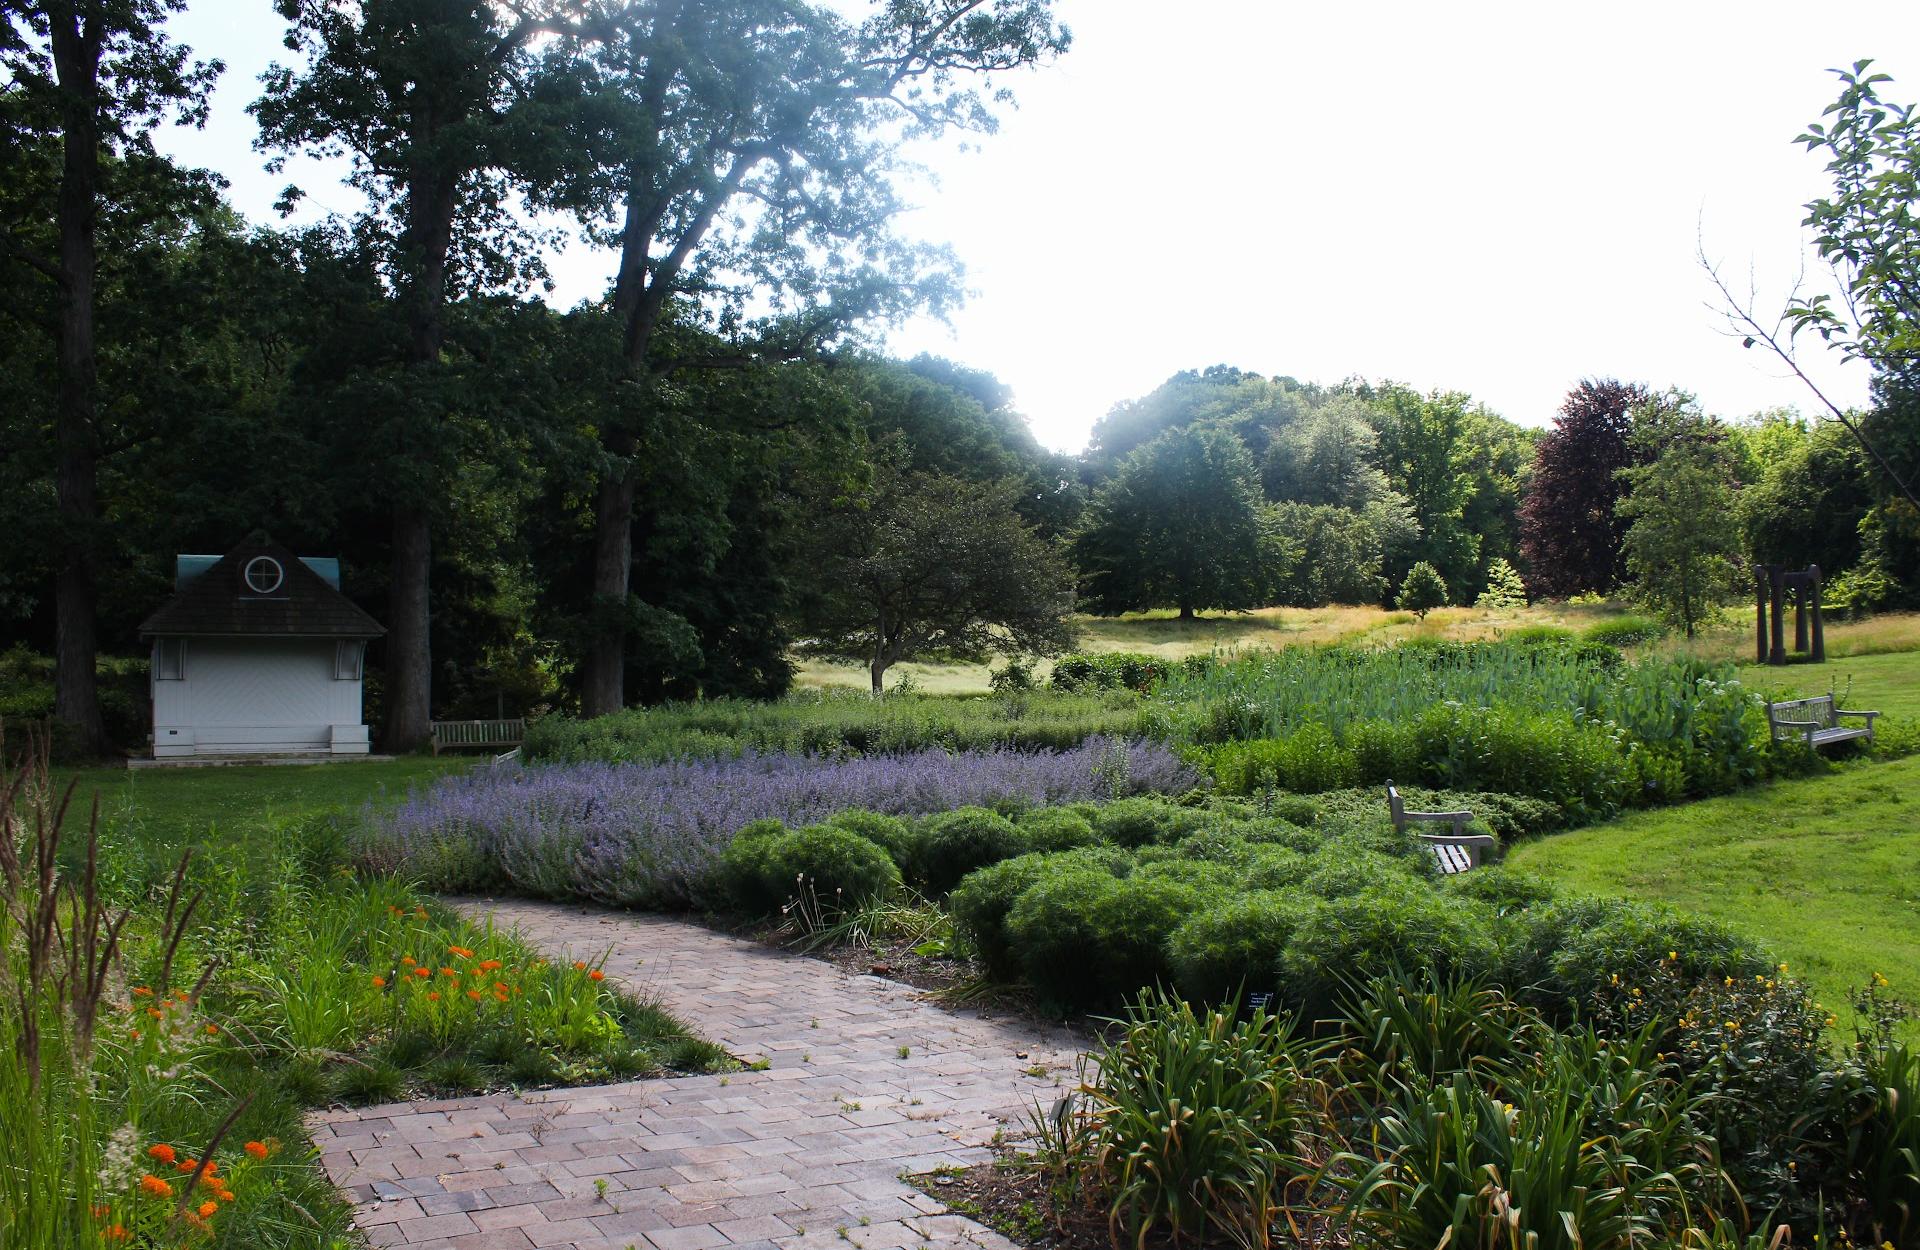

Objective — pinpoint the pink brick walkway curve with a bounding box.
[310,898,1084,1250]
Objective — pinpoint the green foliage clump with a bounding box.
[949,848,1130,979]
[1048,652,1174,692]
[916,806,1029,894]
[1015,806,1101,853]
[825,810,920,877]
[1034,991,1309,1248]
[1168,892,1308,1003]
[1280,884,1499,1013]
[1005,869,1200,1007]
[720,824,901,915]
[1089,796,1211,848]
[1504,623,1575,645]
[1582,614,1663,647]
[1474,558,1529,609]
[524,687,1151,762]
[1396,561,1450,618]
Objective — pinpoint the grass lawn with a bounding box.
[1736,647,1920,720]
[1509,754,1920,1035]
[59,755,470,865]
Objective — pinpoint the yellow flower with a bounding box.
[1667,951,1677,961]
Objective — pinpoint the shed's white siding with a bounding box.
[152,638,368,756]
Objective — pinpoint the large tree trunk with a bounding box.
[383,505,433,751]
[49,15,108,757]
[581,431,638,718]
[1178,603,1195,621]
[380,170,456,750]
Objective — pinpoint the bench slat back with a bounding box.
[431,719,527,750]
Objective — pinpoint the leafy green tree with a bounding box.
[1617,397,1746,638]
[254,0,565,749]
[1085,365,1315,473]
[540,0,1069,717]
[1,0,220,753]
[1373,384,1481,593]
[1474,558,1528,610]
[1264,502,1386,606]
[792,457,1076,692]
[1395,561,1448,618]
[1077,425,1268,619]
[1736,416,1874,572]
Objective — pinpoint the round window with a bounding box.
[243,556,285,595]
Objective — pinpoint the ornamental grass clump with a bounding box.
[1033,989,1314,1250]
[363,738,1195,909]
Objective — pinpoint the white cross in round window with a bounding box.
[244,556,285,595]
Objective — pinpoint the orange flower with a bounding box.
[372,976,388,988]
[440,967,459,978]
[147,1143,177,1165]
[216,1188,235,1203]
[572,961,587,971]
[493,982,509,993]
[91,1204,111,1219]
[129,1029,141,1041]
[139,1175,173,1199]
[427,991,441,1001]
[479,959,502,972]
[588,970,605,982]
[243,1141,269,1160]
[132,986,154,998]
[198,1201,219,1218]
[448,945,474,959]
[493,990,509,1002]
[412,967,430,979]
[400,956,416,967]
[105,1225,128,1242]
[205,1024,219,1036]
[177,1158,198,1173]
[466,989,483,1001]
[147,1008,165,1019]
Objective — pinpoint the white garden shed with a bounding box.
[139,537,384,759]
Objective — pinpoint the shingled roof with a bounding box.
[140,537,384,639]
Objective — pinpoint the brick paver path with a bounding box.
[310,899,1084,1250]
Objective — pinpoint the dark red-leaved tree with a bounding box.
[1517,379,1651,598]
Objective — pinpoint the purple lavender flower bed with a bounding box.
[359,736,1196,910]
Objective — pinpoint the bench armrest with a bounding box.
[1399,809,1475,824]
[1833,708,1880,721]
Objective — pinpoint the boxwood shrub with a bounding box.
[949,847,1132,979]
[1279,884,1501,1012]
[719,824,901,915]
[1092,797,1210,848]
[1006,871,1201,1007]
[826,810,921,877]
[917,806,1030,894]
[1168,892,1309,1003]
[1017,806,1101,853]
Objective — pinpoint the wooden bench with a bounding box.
[1764,695,1878,749]
[1386,782,1497,875]
[430,718,526,756]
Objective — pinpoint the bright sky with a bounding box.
[157,1,1920,451]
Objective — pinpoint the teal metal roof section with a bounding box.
[176,553,340,590]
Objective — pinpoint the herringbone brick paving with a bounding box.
[309,899,1083,1250]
